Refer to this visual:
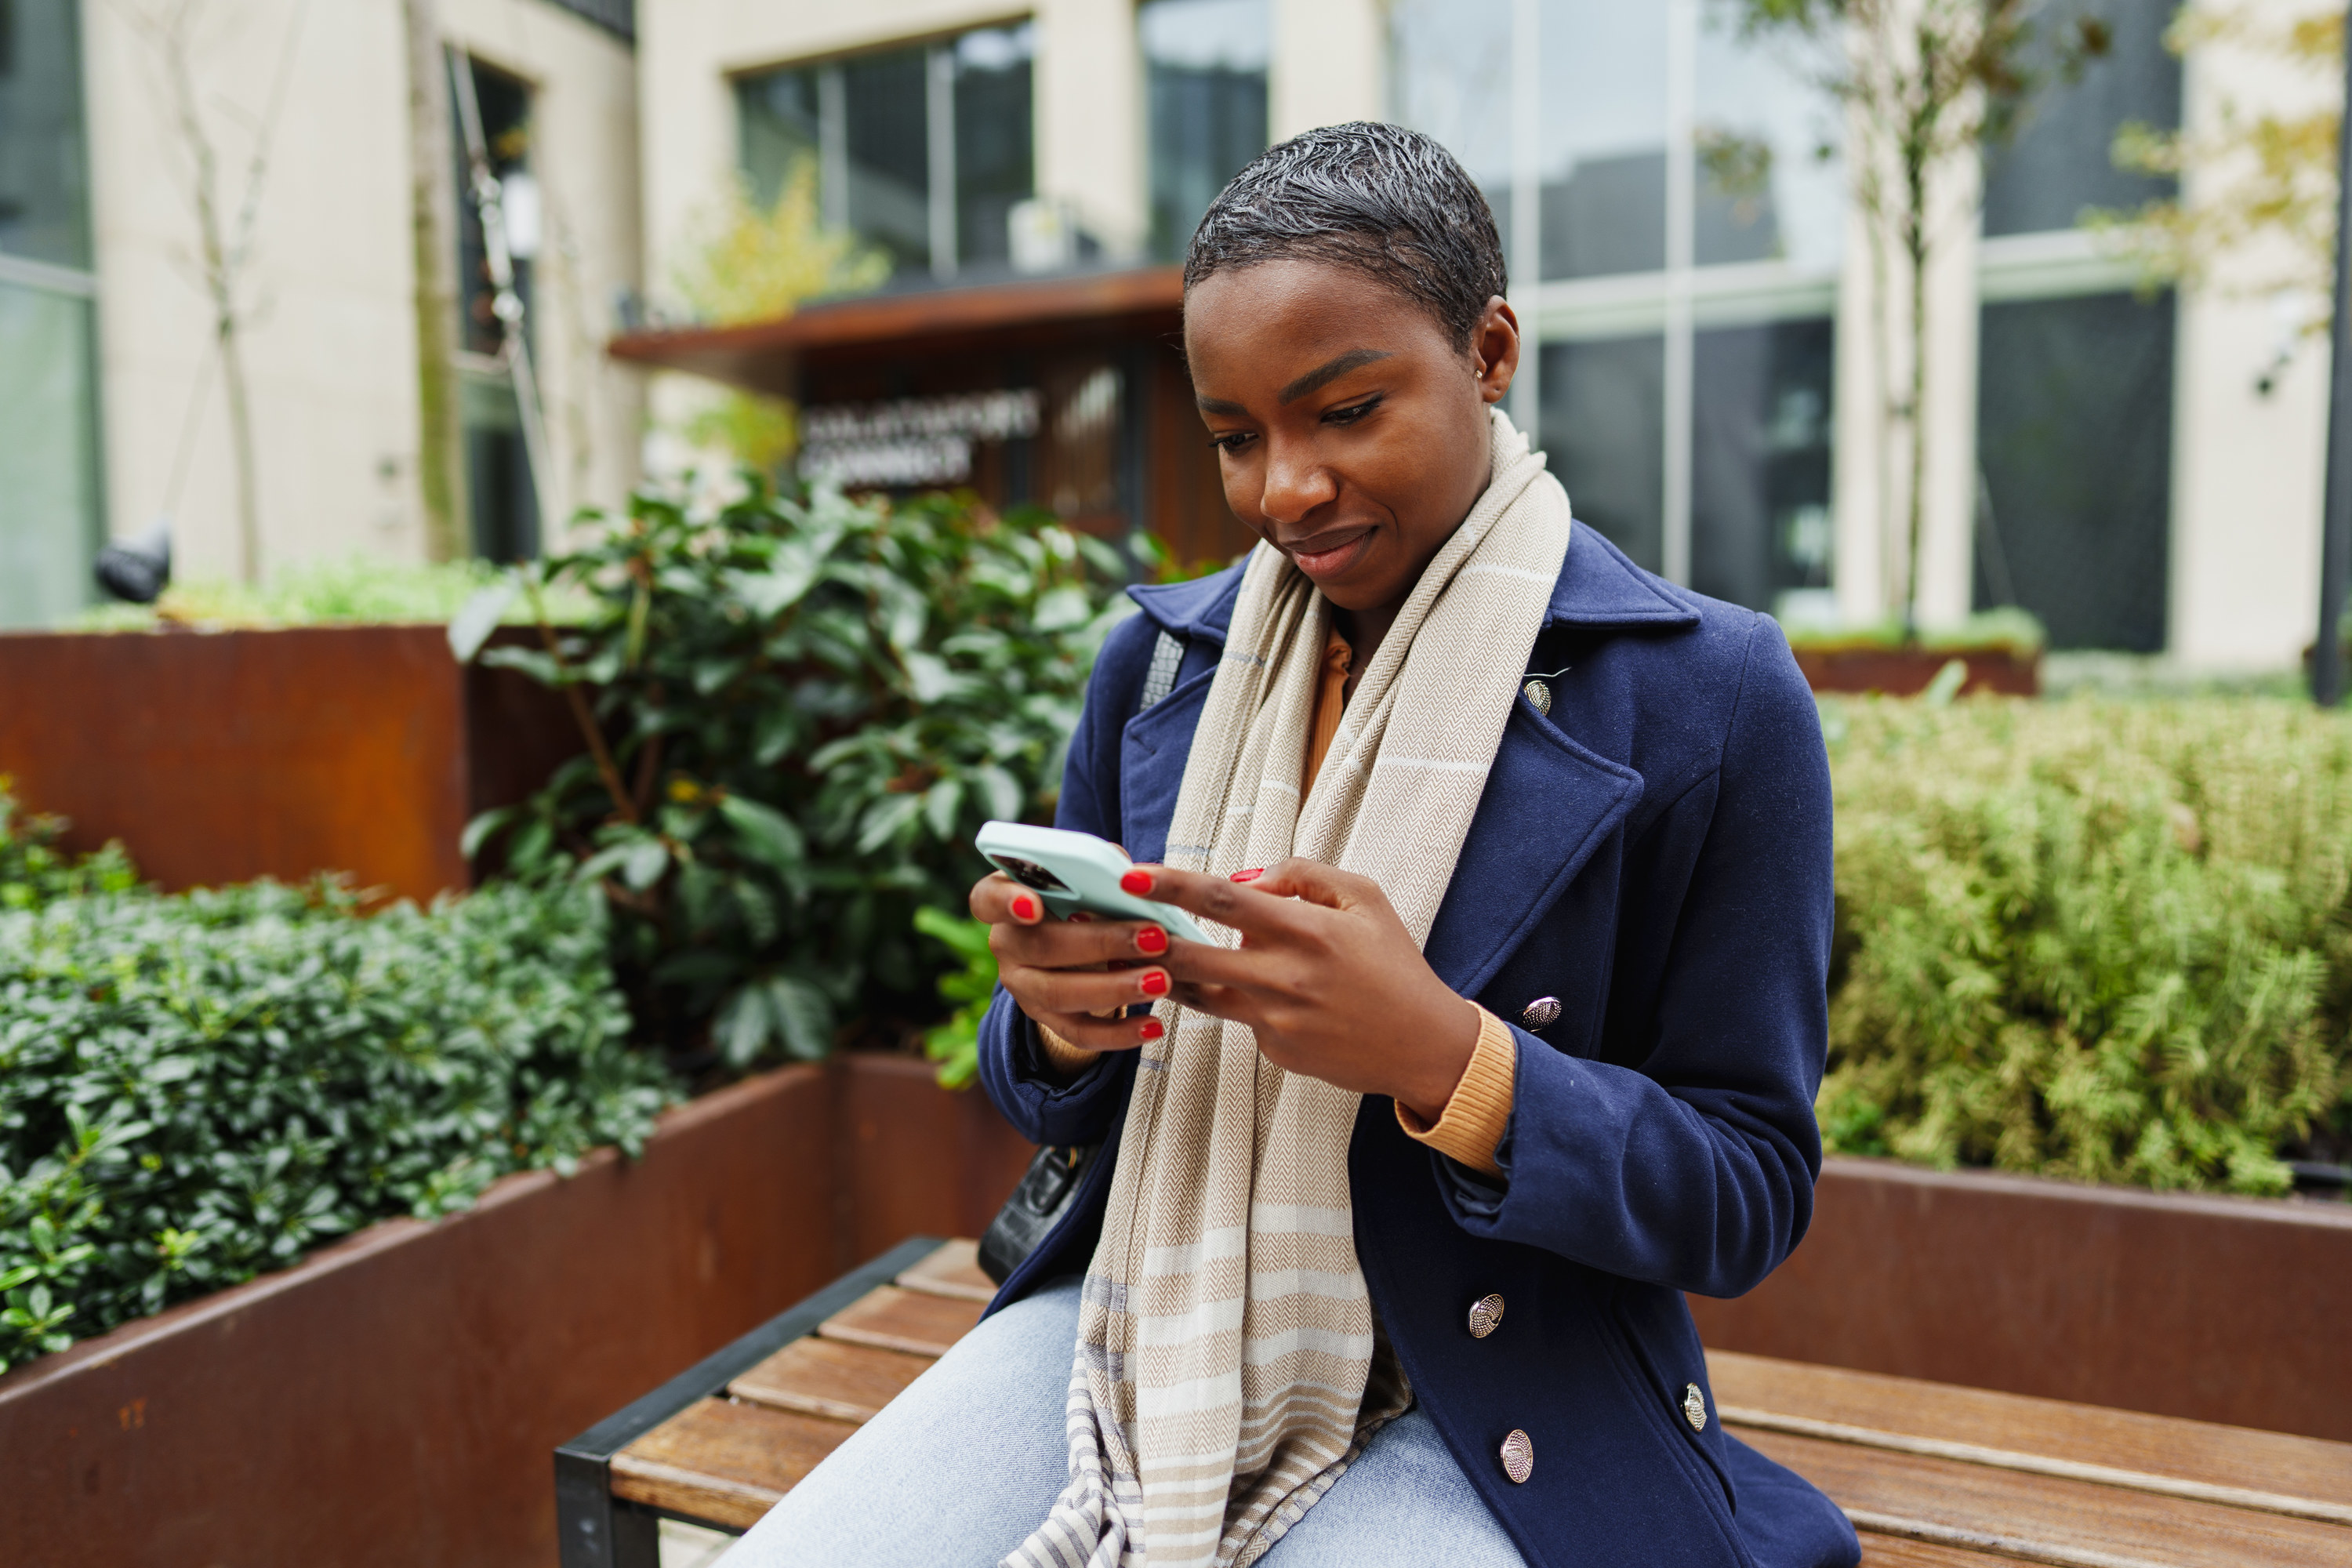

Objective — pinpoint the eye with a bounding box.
[1209,430,1258,455]
[1323,395,1382,426]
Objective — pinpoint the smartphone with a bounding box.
[975,821,1212,946]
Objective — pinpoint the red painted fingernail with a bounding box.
[1140,970,1169,996]
[1011,895,1039,920]
[1230,868,1264,883]
[1135,926,1167,955]
[1138,1018,1165,1041]
[1120,869,1153,895]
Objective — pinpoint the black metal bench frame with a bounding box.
[551,1236,944,1568]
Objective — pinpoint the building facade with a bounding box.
[0,0,647,627]
[637,0,2336,673]
[5,0,2333,670]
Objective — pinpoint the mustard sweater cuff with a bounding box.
[1394,1005,1515,1179]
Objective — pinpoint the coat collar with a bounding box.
[1123,524,1700,648]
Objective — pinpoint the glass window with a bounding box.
[463,372,539,563]
[1983,0,2180,238]
[739,64,822,210]
[1539,1,1668,280]
[1690,318,1835,615]
[457,60,534,358]
[843,46,932,275]
[737,24,1036,282]
[1975,291,2174,651]
[0,0,93,270]
[1692,20,1842,270]
[1387,0,1515,248]
[1541,336,1665,572]
[454,58,538,559]
[0,283,101,627]
[953,27,1035,271]
[1141,0,1269,263]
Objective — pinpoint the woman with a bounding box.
[731,123,1856,1568]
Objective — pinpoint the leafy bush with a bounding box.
[1786,606,2048,655]
[70,555,593,632]
[914,907,998,1089]
[463,477,1131,1069]
[0,876,670,1372]
[0,782,135,910]
[1821,696,2352,1193]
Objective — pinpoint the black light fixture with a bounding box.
[95,518,172,605]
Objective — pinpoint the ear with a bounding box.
[1469,296,1521,406]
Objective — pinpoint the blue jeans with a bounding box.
[725,1276,1528,1567]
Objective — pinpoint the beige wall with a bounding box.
[2167,0,2332,673]
[82,0,641,583]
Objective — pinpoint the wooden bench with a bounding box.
[555,1238,2352,1568]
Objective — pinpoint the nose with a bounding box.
[1258,434,1338,527]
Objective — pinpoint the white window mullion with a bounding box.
[927,45,958,278]
[1661,0,1697,586]
[818,65,850,232]
[1508,0,1541,437]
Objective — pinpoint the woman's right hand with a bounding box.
[970,870,1173,1058]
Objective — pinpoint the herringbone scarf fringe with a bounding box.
[1004,408,1572,1568]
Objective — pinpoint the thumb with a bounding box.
[1243,856,1372,913]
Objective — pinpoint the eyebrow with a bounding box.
[1196,396,1247,416]
[1279,349,1392,405]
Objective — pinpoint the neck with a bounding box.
[1333,601,1400,695]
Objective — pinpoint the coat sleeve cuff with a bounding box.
[1395,1005,1515,1179]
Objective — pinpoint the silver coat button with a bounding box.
[1683,1383,1708,1432]
[1500,1428,1534,1483]
[1523,678,1552,716]
[1467,1294,1505,1338]
[1520,996,1562,1030]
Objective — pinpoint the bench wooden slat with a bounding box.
[1859,1538,2038,1567]
[568,1239,2352,1568]
[731,1336,938,1424]
[895,1237,997,1302]
[610,1398,858,1530]
[1744,1428,2352,1568]
[818,1283,986,1357]
[1710,1349,2352,1514]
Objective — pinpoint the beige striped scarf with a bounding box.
[1006,408,1571,1568]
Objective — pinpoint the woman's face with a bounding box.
[1182,258,1520,617]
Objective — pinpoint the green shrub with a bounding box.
[914,906,998,1089]
[0,876,671,1372]
[1822,696,2352,1194]
[463,477,1131,1068]
[70,555,594,632]
[0,783,135,910]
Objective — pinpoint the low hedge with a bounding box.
[0,829,673,1373]
[1821,695,2352,1194]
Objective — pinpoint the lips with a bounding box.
[1282,524,1374,578]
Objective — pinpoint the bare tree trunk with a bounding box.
[403,0,466,561]
[1904,180,1930,644]
[159,5,262,583]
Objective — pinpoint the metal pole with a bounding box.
[448,45,555,535]
[2312,28,2352,705]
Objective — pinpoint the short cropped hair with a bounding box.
[1183,122,1508,348]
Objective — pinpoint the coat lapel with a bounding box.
[1118,527,1697,991]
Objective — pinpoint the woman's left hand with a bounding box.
[1134,858,1480,1123]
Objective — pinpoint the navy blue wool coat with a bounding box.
[976,526,1859,1568]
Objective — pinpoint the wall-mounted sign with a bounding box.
[798,390,1042,488]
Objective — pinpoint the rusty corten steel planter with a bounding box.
[1689,1156,2352,1444]
[0,625,580,902]
[0,1057,1035,1568]
[1791,644,2042,697]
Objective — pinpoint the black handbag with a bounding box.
[978,1142,1098,1284]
